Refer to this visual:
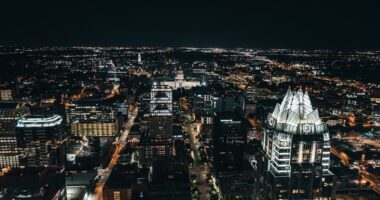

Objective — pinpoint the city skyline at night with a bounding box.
[1,1,380,200]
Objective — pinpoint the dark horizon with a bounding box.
[1,44,380,52]
[1,0,380,49]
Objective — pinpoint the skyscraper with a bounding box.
[139,84,173,166]
[0,103,29,168]
[213,112,251,199]
[149,84,173,138]
[254,89,335,199]
[16,115,65,166]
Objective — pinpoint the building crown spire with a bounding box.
[270,88,323,134]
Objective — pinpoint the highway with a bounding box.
[88,105,138,200]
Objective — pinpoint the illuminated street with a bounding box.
[90,106,138,200]
[188,125,209,199]
[331,146,380,194]
[183,113,218,200]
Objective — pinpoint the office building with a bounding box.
[67,101,120,137]
[103,164,146,200]
[139,131,174,166]
[192,88,215,136]
[16,115,65,166]
[0,103,29,168]
[0,89,13,101]
[254,89,335,199]
[149,84,173,138]
[139,85,173,166]
[193,91,214,119]
[213,112,250,199]
[149,158,192,200]
[213,94,244,114]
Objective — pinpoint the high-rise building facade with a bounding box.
[254,89,335,199]
[193,92,214,118]
[0,103,29,168]
[213,112,251,199]
[16,115,65,166]
[149,84,173,138]
[139,85,173,166]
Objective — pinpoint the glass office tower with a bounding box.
[255,89,335,200]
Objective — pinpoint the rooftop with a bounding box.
[104,164,138,189]
[0,102,19,109]
[268,88,327,134]
[16,115,63,128]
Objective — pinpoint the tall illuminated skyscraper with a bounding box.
[139,84,173,166]
[254,89,335,199]
[149,84,173,138]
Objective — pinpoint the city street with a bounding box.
[184,114,213,200]
[331,146,380,194]
[89,106,138,200]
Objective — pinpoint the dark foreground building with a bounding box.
[0,166,66,200]
[213,112,253,199]
[103,163,147,200]
[149,158,191,200]
[254,89,336,199]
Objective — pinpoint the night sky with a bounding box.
[1,0,379,49]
